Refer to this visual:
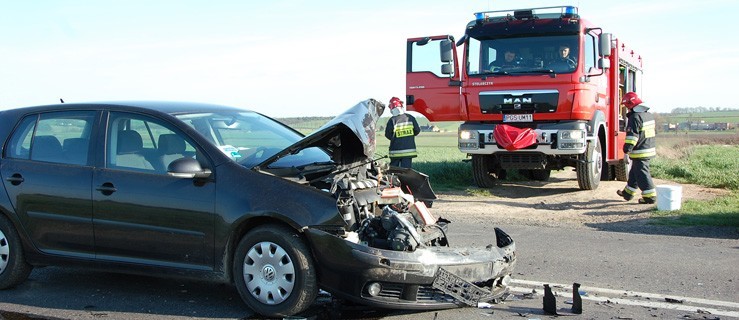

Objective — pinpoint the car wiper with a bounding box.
[296,161,336,170]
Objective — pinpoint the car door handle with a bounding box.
[96,182,117,195]
[6,173,24,186]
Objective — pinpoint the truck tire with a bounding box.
[520,169,550,181]
[615,157,631,182]
[577,139,602,190]
[472,155,499,188]
[530,169,551,181]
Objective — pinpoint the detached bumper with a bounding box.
[304,227,516,309]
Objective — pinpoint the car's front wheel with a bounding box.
[233,224,317,317]
[0,215,32,289]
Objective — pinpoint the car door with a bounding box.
[0,110,98,257]
[92,111,216,269]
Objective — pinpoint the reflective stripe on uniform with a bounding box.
[642,120,656,138]
[389,148,417,158]
[625,134,638,145]
[642,188,656,198]
[629,148,656,158]
[624,186,638,195]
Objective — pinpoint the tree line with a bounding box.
[670,107,738,114]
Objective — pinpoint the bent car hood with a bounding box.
[255,99,385,169]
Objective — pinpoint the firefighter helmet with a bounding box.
[389,97,404,109]
[621,92,642,109]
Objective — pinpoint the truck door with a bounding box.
[406,35,463,121]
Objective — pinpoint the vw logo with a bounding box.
[262,265,276,282]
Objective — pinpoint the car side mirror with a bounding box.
[167,157,212,179]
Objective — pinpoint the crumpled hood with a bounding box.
[256,99,385,168]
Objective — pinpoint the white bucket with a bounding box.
[656,185,682,211]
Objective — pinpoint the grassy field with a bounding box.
[650,134,739,227]
[283,116,739,227]
[378,130,739,227]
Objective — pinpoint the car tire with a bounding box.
[233,224,317,317]
[0,215,32,289]
[577,139,602,190]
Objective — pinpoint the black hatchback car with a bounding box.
[0,99,516,317]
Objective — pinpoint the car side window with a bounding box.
[6,111,95,166]
[106,112,201,173]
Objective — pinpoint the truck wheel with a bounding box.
[577,139,602,190]
[530,169,551,181]
[0,215,32,289]
[472,155,499,188]
[615,156,631,182]
[233,224,317,317]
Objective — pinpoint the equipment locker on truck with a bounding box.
[406,6,644,190]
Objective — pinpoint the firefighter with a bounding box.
[385,97,420,168]
[617,92,657,204]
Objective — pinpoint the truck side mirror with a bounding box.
[441,63,454,76]
[599,33,612,57]
[598,57,610,70]
[440,39,453,63]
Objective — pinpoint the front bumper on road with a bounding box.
[304,227,516,309]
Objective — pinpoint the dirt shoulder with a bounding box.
[430,170,738,239]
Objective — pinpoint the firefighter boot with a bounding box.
[638,198,656,204]
[616,189,633,201]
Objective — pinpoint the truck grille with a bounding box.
[480,90,559,114]
[498,152,547,169]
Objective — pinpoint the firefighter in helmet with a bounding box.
[385,97,420,168]
[617,92,657,204]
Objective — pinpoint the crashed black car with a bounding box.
[0,99,516,317]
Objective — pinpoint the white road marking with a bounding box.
[509,279,739,318]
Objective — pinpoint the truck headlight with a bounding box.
[458,129,479,150]
[560,130,584,140]
[459,129,476,140]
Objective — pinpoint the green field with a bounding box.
[656,110,739,124]
[281,115,739,227]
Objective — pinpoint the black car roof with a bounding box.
[1,101,253,116]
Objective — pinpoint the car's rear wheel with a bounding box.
[0,215,32,289]
[233,224,317,317]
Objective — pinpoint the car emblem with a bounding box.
[262,265,276,281]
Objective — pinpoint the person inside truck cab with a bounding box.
[489,49,522,71]
[548,44,577,71]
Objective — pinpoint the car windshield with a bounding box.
[175,112,331,168]
[467,34,579,75]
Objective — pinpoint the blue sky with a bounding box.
[2,0,738,117]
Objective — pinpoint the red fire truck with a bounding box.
[406,6,643,190]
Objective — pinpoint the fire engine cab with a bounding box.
[406,6,643,190]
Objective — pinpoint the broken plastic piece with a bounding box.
[543,284,557,315]
[572,282,582,314]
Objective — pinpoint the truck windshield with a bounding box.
[467,35,579,76]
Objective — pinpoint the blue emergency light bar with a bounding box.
[474,5,578,22]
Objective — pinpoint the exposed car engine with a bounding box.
[329,159,447,252]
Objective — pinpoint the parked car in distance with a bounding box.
[0,99,516,317]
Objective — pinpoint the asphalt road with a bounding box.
[1,223,737,319]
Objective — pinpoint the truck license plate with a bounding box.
[503,114,533,122]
